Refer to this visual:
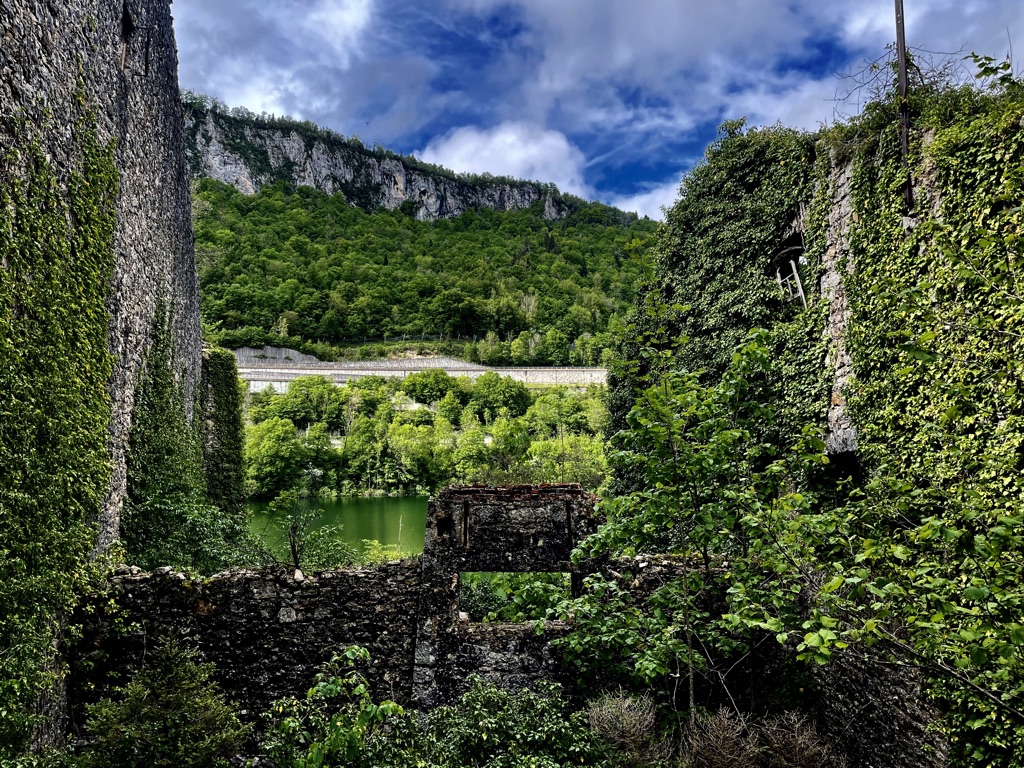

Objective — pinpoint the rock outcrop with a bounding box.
[183,104,570,221]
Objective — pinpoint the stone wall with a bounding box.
[413,485,600,706]
[74,563,422,724]
[73,485,948,765]
[0,0,202,550]
[820,155,858,455]
[813,648,948,768]
[73,485,601,725]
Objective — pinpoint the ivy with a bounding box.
[200,347,246,517]
[0,115,117,757]
[834,79,1024,766]
[609,119,827,491]
[121,312,259,574]
[606,72,1024,765]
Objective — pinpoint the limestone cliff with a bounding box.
[183,101,571,221]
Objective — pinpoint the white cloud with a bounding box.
[608,177,682,221]
[173,0,1024,202]
[305,0,374,67]
[418,122,592,197]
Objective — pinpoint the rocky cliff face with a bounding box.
[184,105,570,221]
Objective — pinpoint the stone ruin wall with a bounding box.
[76,485,948,766]
[74,485,599,722]
[1,0,202,550]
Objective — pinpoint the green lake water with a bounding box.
[249,495,428,558]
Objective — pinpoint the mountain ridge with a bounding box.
[182,93,634,223]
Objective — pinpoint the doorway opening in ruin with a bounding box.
[458,571,570,623]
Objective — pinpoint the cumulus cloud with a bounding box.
[418,122,591,197]
[172,0,1023,204]
[305,0,373,64]
[608,177,682,221]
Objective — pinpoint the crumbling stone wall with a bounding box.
[74,563,422,724]
[0,0,202,550]
[413,485,600,706]
[74,485,948,765]
[74,485,601,724]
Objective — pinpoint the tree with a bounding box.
[470,371,533,418]
[77,637,249,768]
[245,417,308,498]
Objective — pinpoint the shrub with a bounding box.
[75,637,248,768]
[261,646,405,768]
[588,692,673,767]
[678,708,847,768]
[420,676,607,767]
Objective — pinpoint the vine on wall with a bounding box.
[200,346,246,517]
[0,115,118,756]
[840,83,1024,765]
[121,310,257,574]
[606,75,1024,766]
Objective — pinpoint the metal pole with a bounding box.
[895,0,913,208]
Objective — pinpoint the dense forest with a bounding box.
[193,178,656,363]
[245,372,609,499]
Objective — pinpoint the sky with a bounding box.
[172,0,1022,219]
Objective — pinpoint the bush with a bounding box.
[75,637,249,768]
[261,659,610,768]
[302,524,360,570]
[459,575,507,621]
[261,646,406,768]
[420,676,607,767]
[679,708,847,768]
[588,692,672,767]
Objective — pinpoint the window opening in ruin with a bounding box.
[119,0,135,72]
[820,449,863,486]
[458,572,570,623]
[772,231,807,310]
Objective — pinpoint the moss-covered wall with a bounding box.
[1,0,203,754]
[610,81,1024,767]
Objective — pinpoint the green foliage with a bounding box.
[125,310,205,506]
[75,637,249,768]
[302,524,360,570]
[245,375,608,497]
[261,646,405,768]
[0,115,117,756]
[605,73,1024,764]
[122,317,258,573]
[191,175,654,353]
[609,121,827,496]
[470,371,533,418]
[245,417,310,498]
[460,572,570,623]
[419,677,607,767]
[822,75,1024,766]
[200,347,246,516]
[261,651,608,767]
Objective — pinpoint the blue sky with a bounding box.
[172,0,1022,219]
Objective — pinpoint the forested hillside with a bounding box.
[194,177,656,362]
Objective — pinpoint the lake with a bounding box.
[249,495,428,558]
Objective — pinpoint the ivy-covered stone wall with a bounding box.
[1,0,202,754]
[609,81,1024,767]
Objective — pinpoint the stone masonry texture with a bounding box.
[75,485,949,765]
[0,0,203,551]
